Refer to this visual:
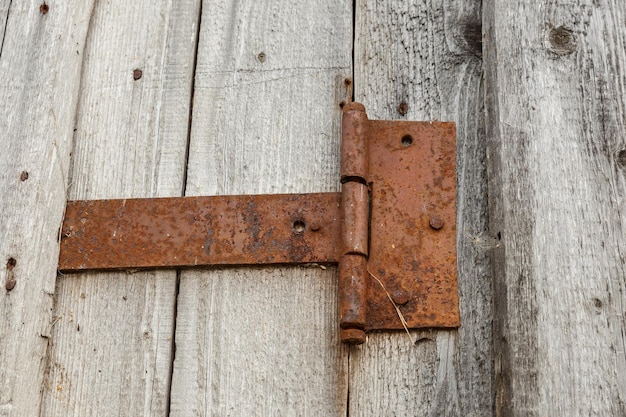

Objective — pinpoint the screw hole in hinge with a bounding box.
[293,220,306,233]
[401,135,413,147]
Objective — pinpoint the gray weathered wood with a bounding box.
[484,0,626,415]
[8,0,626,414]
[40,1,200,416]
[168,1,352,415]
[350,1,493,415]
[0,2,93,415]
[0,1,9,51]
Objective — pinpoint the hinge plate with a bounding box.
[58,104,459,340]
[366,119,458,330]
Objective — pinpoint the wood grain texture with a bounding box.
[484,1,626,415]
[168,1,352,415]
[0,0,9,55]
[0,2,93,415]
[40,1,200,416]
[351,1,492,415]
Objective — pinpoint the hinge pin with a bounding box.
[338,103,370,345]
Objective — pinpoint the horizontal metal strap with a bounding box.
[59,193,341,271]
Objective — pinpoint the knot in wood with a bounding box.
[547,26,576,56]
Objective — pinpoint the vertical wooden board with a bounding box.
[39,1,200,416]
[351,1,492,416]
[484,1,626,415]
[0,2,94,416]
[169,1,352,415]
[173,268,347,416]
[0,0,9,50]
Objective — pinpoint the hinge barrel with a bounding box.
[340,181,369,256]
[340,102,369,182]
[338,103,371,345]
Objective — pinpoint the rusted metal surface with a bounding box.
[336,103,458,336]
[338,254,368,344]
[340,181,369,256]
[57,102,459,340]
[59,193,341,271]
[338,104,371,344]
[339,328,366,345]
[340,102,368,182]
[365,118,459,330]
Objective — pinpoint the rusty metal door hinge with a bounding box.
[58,102,459,344]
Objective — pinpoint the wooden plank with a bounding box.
[39,1,200,416]
[168,1,352,415]
[0,2,94,416]
[484,1,626,415]
[351,1,492,415]
[0,0,9,52]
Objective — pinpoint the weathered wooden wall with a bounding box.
[168,1,352,415]
[350,0,492,416]
[0,2,93,415]
[484,0,626,415]
[1,1,492,416]
[40,1,200,415]
[5,0,624,416]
